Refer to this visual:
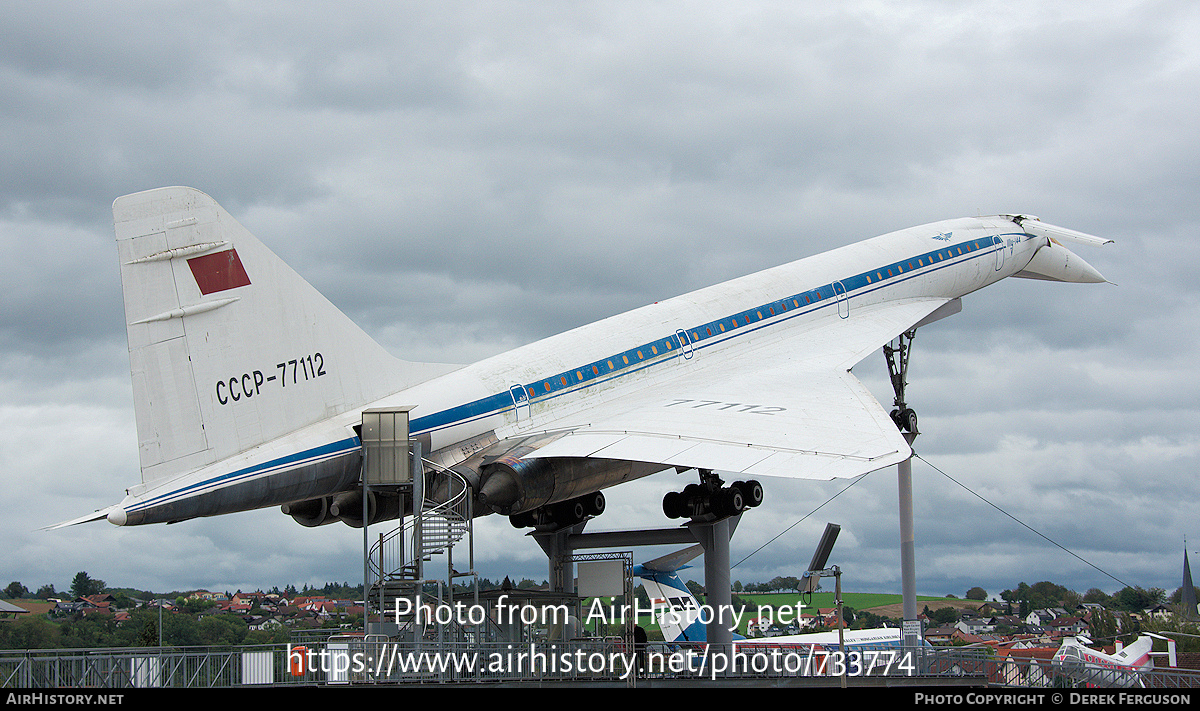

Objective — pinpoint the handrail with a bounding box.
[367,461,472,587]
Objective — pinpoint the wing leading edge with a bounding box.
[521,298,951,481]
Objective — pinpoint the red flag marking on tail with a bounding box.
[188,249,251,295]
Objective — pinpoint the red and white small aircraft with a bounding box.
[1052,635,1155,688]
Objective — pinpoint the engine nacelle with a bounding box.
[283,490,403,528]
[283,431,670,527]
[329,490,402,528]
[477,455,663,515]
[281,497,337,527]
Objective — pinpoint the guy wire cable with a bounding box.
[914,452,1135,591]
[732,472,872,570]
[733,451,1137,595]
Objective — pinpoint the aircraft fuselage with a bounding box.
[93,201,1101,528]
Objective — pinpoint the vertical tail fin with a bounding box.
[634,545,707,643]
[113,187,455,484]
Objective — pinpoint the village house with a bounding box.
[247,615,284,632]
[1144,603,1172,621]
[954,617,995,636]
[815,608,842,628]
[1048,616,1089,636]
[992,614,1025,630]
[977,602,1011,616]
[187,591,229,603]
[231,591,272,609]
[1024,608,1068,627]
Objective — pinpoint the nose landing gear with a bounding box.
[891,407,918,434]
[884,329,919,434]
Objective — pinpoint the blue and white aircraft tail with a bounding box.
[635,546,713,644]
[54,187,1111,530]
[635,546,908,649]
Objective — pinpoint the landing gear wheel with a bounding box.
[663,491,685,519]
[664,471,760,520]
[510,491,607,528]
[890,408,918,433]
[552,499,586,525]
[583,491,606,517]
[734,480,764,508]
[711,486,745,518]
[509,511,537,528]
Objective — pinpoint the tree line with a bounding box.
[5,571,1191,611]
[999,580,1184,615]
[3,570,1194,651]
[3,572,552,605]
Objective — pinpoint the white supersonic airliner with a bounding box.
[55,187,1111,530]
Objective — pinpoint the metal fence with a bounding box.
[3,646,268,688]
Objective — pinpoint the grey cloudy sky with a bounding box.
[2,1,1198,601]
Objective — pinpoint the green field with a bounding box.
[735,591,953,612]
[585,590,973,638]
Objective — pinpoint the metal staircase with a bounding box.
[366,461,476,639]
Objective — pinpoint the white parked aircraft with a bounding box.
[1051,635,1155,687]
[55,187,1110,530]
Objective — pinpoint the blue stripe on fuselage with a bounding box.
[128,437,361,513]
[409,233,1008,436]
